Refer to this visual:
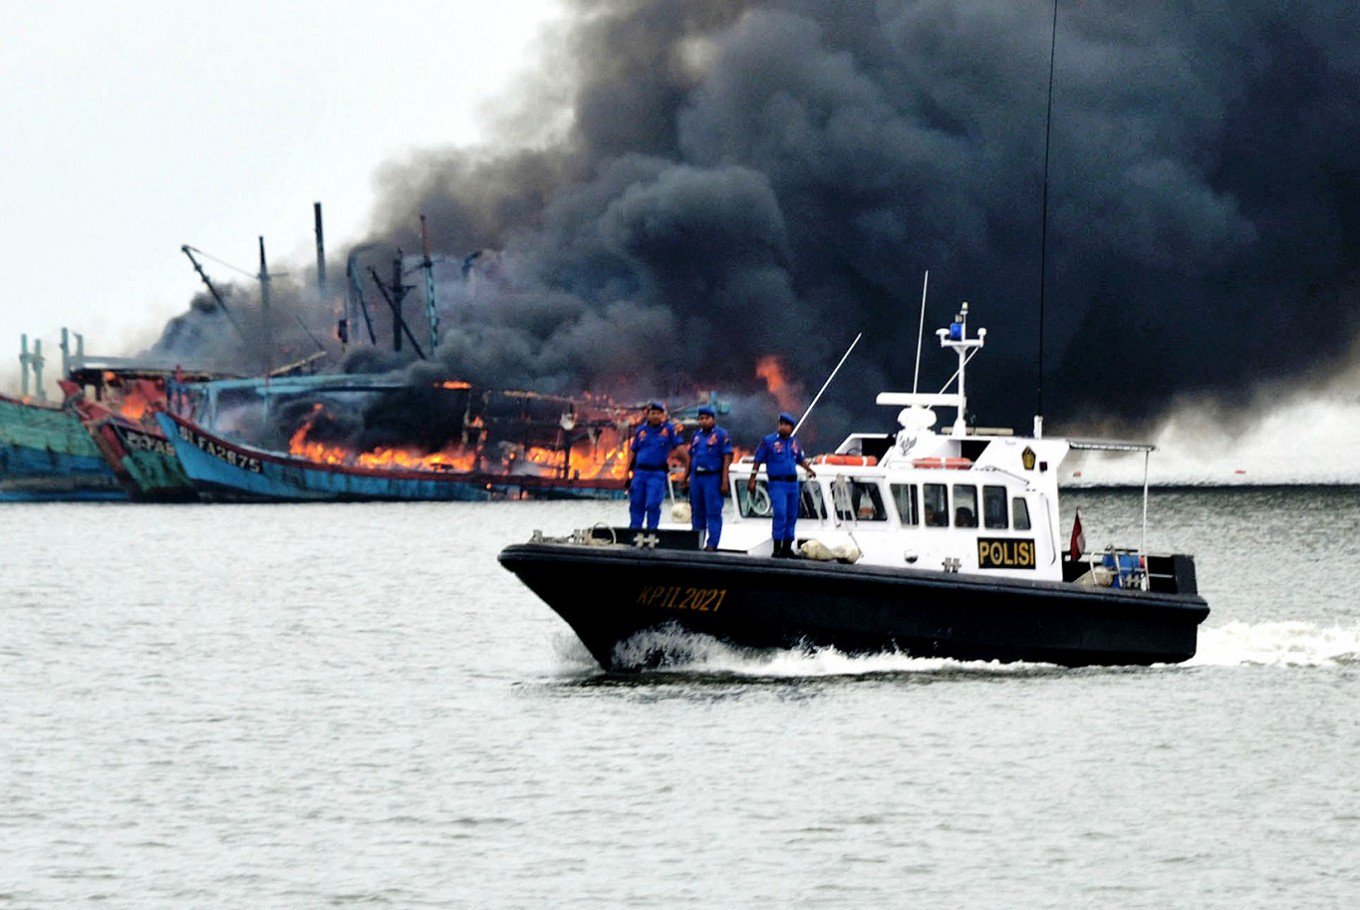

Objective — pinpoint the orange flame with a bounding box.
[115,378,166,421]
[755,355,804,413]
[285,402,632,480]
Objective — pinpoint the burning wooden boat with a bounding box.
[155,408,627,502]
[500,305,1210,669]
[0,391,125,501]
[152,377,647,502]
[62,370,202,503]
[61,353,341,502]
[2,325,240,502]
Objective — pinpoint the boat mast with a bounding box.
[317,202,342,354]
[314,203,327,300]
[19,334,30,398]
[181,245,247,340]
[258,236,274,375]
[345,245,380,346]
[1035,0,1059,439]
[392,254,406,353]
[936,303,985,437]
[30,338,46,401]
[367,259,427,359]
[421,214,439,354]
[875,307,984,436]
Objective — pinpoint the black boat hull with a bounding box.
[498,543,1210,670]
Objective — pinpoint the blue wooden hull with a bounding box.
[156,412,628,503]
[89,417,199,502]
[0,394,126,502]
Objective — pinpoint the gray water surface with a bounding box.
[2,490,1357,907]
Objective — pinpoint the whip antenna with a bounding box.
[794,332,862,435]
[912,270,930,394]
[1036,0,1059,437]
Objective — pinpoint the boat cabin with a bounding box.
[684,303,1158,589]
[722,428,1068,581]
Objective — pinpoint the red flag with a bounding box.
[1069,509,1085,560]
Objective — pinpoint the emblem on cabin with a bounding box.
[1021,446,1037,470]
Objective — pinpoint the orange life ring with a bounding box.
[811,454,878,466]
[911,456,973,469]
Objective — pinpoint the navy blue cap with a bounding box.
[778,411,797,425]
[697,405,715,417]
[646,400,665,411]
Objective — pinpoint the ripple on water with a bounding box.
[1,494,1358,907]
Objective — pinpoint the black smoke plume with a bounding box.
[147,0,1360,449]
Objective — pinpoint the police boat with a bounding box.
[499,305,1209,670]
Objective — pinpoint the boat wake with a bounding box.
[603,627,1072,679]
[549,621,1360,679]
[1189,621,1360,667]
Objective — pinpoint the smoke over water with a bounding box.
[146,1,1360,452]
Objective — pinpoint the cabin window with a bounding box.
[736,478,827,520]
[799,480,826,519]
[831,479,887,521]
[982,485,1009,529]
[1012,497,1032,530]
[736,479,773,518]
[890,483,919,526]
[952,485,978,528]
[923,483,949,527]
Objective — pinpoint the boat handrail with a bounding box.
[1066,438,1156,453]
[970,463,1041,490]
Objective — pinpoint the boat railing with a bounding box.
[970,463,1036,489]
[1073,546,1149,591]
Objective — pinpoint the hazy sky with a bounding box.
[0,0,560,391]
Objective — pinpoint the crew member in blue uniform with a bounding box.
[626,401,688,530]
[748,411,816,557]
[688,404,733,551]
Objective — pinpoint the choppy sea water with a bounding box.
[2,488,1358,908]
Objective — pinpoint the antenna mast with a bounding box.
[912,270,929,394]
[793,332,862,436]
[1035,0,1059,438]
[936,303,986,437]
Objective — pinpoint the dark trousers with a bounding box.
[689,473,725,547]
[628,471,667,529]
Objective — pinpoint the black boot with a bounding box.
[771,540,788,558]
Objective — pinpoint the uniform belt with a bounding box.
[634,465,668,472]
[767,475,798,482]
[693,468,718,474]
